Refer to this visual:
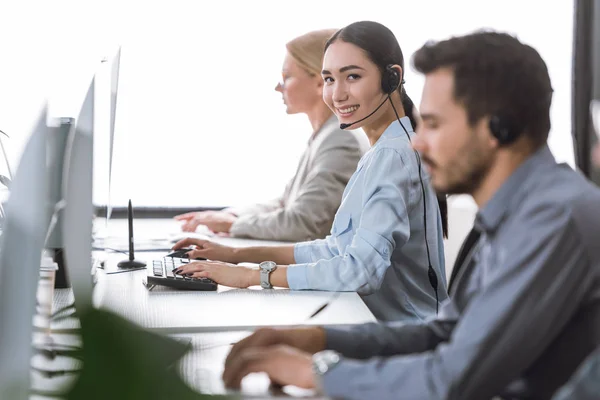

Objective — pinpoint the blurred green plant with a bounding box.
[65,308,234,400]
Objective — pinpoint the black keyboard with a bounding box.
[147,257,217,291]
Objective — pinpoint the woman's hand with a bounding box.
[174,211,237,233]
[174,260,257,288]
[172,238,239,263]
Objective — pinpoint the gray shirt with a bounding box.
[228,116,369,242]
[321,145,600,400]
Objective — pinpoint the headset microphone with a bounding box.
[340,95,390,130]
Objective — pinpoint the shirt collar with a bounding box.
[375,117,414,144]
[475,145,556,234]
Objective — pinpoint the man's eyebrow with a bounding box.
[420,113,437,121]
[321,65,365,75]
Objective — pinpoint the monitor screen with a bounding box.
[62,77,95,309]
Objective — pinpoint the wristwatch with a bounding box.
[312,350,342,394]
[259,261,277,289]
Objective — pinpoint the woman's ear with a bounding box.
[392,64,404,83]
[315,75,324,96]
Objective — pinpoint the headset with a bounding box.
[489,114,521,145]
[340,64,440,313]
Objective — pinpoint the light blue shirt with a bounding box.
[287,117,448,321]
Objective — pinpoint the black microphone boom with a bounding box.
[116,199,147,270]
[339,95,389,130]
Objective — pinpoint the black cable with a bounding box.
[389,98,439,314]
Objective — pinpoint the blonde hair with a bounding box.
[286,29,338,76]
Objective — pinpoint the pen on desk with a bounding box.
[308,303,329,319]
[308,292,341,320]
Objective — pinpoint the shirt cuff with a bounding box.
[293,241,314,264]
[286,264,310,290]
[320,359,366,399]
[324,327,356,354]
[228,218,247,237]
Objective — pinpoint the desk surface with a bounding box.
[94,252,375,333]
[34,218,374,398]
[93,217,294,251]
[91,218,375,333]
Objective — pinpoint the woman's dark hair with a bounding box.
[325,21,448,238]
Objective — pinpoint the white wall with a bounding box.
[0,0,574,267]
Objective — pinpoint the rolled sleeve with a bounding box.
[289,238,340,290]
[286,264,310,290]
[293,238,337,264]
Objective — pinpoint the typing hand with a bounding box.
[174,211,237,233]
[172,238,238,263]
[222,344,314,390]
[174,260,255,288]
[225,328,326,369]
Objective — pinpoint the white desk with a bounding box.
[94,256,374,333]
[33,218,375,398]
[93,217,294,251]
[92,218,375,332]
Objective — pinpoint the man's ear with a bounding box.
[480,116,501,149]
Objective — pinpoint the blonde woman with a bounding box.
[175,29,369,242]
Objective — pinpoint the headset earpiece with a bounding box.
[381,65,401,95]
[489,115,520,145]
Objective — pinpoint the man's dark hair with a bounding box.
[413,31,554,146]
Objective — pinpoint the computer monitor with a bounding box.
[91,46,119,228]
[62,77,95,310]
[107,47,121,221]
[0,106,49,399]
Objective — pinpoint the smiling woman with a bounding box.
[171,21,450,323]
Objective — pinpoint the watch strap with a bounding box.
[260,269,273,289]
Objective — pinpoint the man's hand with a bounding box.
[174,211,237,233]
[172,238,239,263]
[222,344,315,390]
[173,260,257,288]
[225,327,326,370]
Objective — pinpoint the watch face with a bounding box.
[260,261,277,271]
[313,350,341,376]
